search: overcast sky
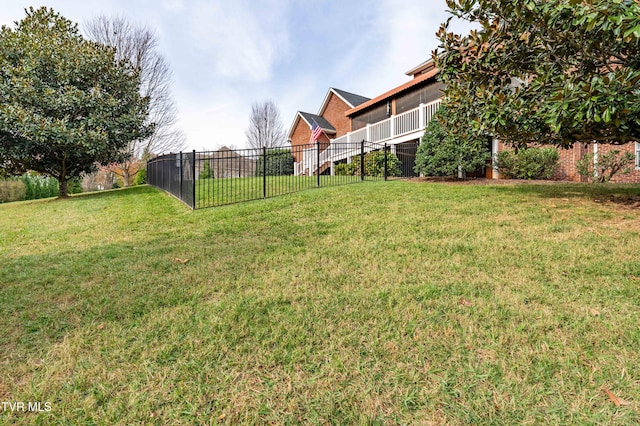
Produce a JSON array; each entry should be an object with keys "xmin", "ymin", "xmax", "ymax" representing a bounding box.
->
[{"xmin": 0, "ymin": 1, "xmax": 472, "ymax": 152}]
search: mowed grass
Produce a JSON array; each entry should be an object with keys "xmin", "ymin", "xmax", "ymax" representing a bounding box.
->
[
  {"xmin": 1, "ymin": 181, "xmax": 640, "ymax": 424},
  {"xmin": 195, "ymin": 174, "xmax": 373, "ymax": 208}
]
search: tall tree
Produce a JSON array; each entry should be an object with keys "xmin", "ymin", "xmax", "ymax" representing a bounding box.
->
[
  {"xmin": 84, "ymin": 15, "xmax": 185, "ymax": 161},
  {"xmin": 0, "ymin": 7, "xmax": 151, "ymax": 197},
  {"xmin": 245, "ymin": 100, "xmax": 286, "ymax": 150},
  {"xmin": 437, "ymin": 0, "xmax": 640, "ymax": 149}
]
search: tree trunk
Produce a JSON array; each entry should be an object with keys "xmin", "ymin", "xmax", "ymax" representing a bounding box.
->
[
  {"xmin": 122, "ymin": 169, "xmax": 131, "ymax": 187},
  {"xmin": 58, "ymin": 177, "xmax": 69, "ymax": 198}
]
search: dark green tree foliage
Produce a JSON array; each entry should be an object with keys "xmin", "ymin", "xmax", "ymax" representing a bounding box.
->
[
  {"xmin": 496, "ymin": 147, "xmax": 560, "ymax": 179},
  {"xmin": 0, "ymin": 7, "xmax": 152, "ymax": 197},
  {"xmin": 257, "ymin": 149, "xmax": 294, "ymax": 176},
  {"xmin": 437, "ymin": 0, "xmax": 640, "ymax": 149},
  {"xmin": 414, "ymin": 106, "xmax": 490, "ymax": 177}
]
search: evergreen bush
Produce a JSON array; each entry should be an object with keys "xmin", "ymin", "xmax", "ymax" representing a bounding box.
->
[
  {"xmin": 134, "ymin": 168, "xmax": 147, "ymax": 185},
  {"xmin": 334, "ymin": 151, "xmax": 401, "ymax": 177},
  {"xmin": 257, "ymin": 149, "xmax": 294, "ymax": 176},
  {"xmin": 496, "ymin": 148, "xmax": 559, "ymax": 179},
  {"xmin": 414, "ymin": 106, "xmax": 490, "ymax": 178}
]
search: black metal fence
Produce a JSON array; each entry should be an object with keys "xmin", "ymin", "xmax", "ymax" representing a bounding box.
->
[{"xmin": 147, "ymin": 141, "xmax": 417, "ymax": 209}]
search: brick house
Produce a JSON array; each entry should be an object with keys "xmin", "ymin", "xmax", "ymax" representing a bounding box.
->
[
  {"xmin": 288, "ymin": 59, "xmax": 640, "ymax": 181},
  {"xmin": 493, "ymin": 136, "xmax": 640, "ymax": 183},
  {"xmin": 287, "ymin": 88, "xmax": 370, "ymax": 159}
]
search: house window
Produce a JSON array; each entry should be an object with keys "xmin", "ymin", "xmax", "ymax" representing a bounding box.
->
[{"xmin": 636, "ymin": 142, "xmax": 640, "ymax": 169}]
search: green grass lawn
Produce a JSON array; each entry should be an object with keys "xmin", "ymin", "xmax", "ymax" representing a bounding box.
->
[
  {"xmin": 195, "ymin": 174, "xmax": 377, "ymax": 208},
  {"xmin": 1, "ymin": 181, "xmax": 639, "ymax": 424}
]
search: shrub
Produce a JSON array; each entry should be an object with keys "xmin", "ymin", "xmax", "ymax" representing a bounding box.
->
[
  {"xmin": 334, "ymin": 163, "xmax": 352, "ymax": 176},
  {"xmin": 256, "ymin": 149, "xmax": 294, "ymax": 176},
  {"xmin": 334, "ymin": 150, "xmax": 401, "ymax": 177},
  {"xmin": 23, "ymin": 175, "xmax": 35, "ymax": 199},
  {"xmin": 365, "ymin": 150, "xmax": 402, "ymax": 177},
  {"xmin": 45, "ymin": 178, "xmax": 59, "ymax": 197},
  {"xmin": 68, "ymin": 177, "xmax": 83, "ymax": 194},
  {"xmin": 576, "ymin": 149, "xmax": 634, "ymax": 183},
  {"xmin": 414, "ymin": 106, "xmax": 490, "ymax": 178},
  {"xmin": 20, "ymin": 173, "xmax": 60, "ymax": 199},
  {"xmin": 199, "ymin": 161, "xmax": 212, "ymax": 179},
  {"xmin": 0, "ymin": 179, "xmax": 26, "ymax": 203},
  {"xmin": 134, "ymin": 168, "xmax": 147, "ymax": 185},
  {"xmin": 496, "ymin": 147, "xmax": 559, "ymax": 179}
]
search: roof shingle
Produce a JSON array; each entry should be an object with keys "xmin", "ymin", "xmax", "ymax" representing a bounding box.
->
[
  {"xmin": 331, "ymin": 88, "xmax": 370, "ymax": 108},
  {"xmin": 298, "ymin": 112, "xmax": 336, "ymax": 133}
]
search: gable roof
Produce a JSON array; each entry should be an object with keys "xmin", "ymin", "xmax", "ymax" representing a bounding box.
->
[
  {"xmin": 330, "ymin": 88, "xmax": 370, "ymax": 108},
  {"xmin": 317, "ymin": 87, "xmax": 370, "ymax": 116},
  {"xmin": 345, "ymin": 68, "xmax": 440, "ymax": 117},
  {"xmin": 286, "ymin": 111, "xmax": 336, "ymax": 141},
  {"xmin": 299, "ymin": 112, "xmax": 335, "ymax": 132}
]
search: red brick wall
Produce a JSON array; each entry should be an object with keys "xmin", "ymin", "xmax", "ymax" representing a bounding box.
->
[
  {"xmin": 289, "ymin": 120, "xmax": 333, "ymax": 163},
  {"xmin": 290, "ymin": 119, "xmax": 311, "ymax": 163},
  {"xmin": 598, "ymin": 142, "xmax": 640, "ymax": 183},
  {"xmin": 321, "ymin": 93, "xmax": 351, "ymax": 138},
  {"xmin": 552, "ymin": 144, "xmax": 587, "ymax": 182},
  {"xmin": 496, "ymin": 141, "xmax": 640, "ymax": 182}
]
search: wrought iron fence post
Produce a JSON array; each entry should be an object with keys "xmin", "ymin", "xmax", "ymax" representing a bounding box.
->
[
  {"xmin": 263, "ymin": 146, "xmax": 267, "ymax": 198},
  {"xmin": 317, "ymin": 141, "xmax": 321, "ymax": 187},
  {"xmin": 179, "ymin": 151, "xmax": 183, "ymax": 200},
  {"xmin": 384, "ymin": 143, "xmax": 388, "ymax": 181},
  {"xmin": 192, "ymin": 150, "xmax": 196, "ymax": 210},
  {"xmin": 360, "ymin": 140, "xmax": 365, "ymax": 181}
]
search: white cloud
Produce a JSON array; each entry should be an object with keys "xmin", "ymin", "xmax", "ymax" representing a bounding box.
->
[
  {"xmin": 177, "ymin": 104, "xmax": 249, "ymax": 151},
  {"xmin": 360, "ymin": 0, "xmax": 444, "ymax": 92},
  {"xmin": 161, "ymin": 0, "xmax": 184, "ymax": 12},
  {"xmin": 339, "ymin": 0, "xmax": 475, "ymax": 98},
  {"xmin": 189, "ymin": 0, "xmax": 291, "ymax": 82}
]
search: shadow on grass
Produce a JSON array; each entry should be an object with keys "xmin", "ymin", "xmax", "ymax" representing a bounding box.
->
[
  {"xmin": 486, "ymin": 182, "xmax": 640, "ymax": 205},
  {"xmin": 64, "ymin": 185, "xmax": 162, "ymax": 202}
]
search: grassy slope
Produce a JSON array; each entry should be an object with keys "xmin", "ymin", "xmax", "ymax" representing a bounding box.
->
[{"xmin": 1, "ymin": 182, "xmax": 639, "ymax": 424}]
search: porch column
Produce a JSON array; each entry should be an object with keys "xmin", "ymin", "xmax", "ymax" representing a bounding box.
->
[
  {"xmin": 418, "ymin": 103, "xmax": 426, "ymax": 129},
  {"xmin": 390, "ymin": 114, "xmax": 396, "ymax": 139}
]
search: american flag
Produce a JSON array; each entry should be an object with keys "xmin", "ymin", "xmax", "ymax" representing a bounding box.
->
[{"xmin": 310, "ymin": 119, "xmax": 323, "ymax": 144}]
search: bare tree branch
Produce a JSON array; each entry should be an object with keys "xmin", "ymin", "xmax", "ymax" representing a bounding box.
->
[
  {"xmin": 84, "ymin": 14, "xmax": 185, "ymax": 160},
  {"xmin": 245, "ymin": 100, "xmax": 286, "ymax": 150}
]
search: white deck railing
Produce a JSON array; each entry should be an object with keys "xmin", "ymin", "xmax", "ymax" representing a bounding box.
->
[{"xmin": 297, "ymin": 99, "xmax": 441, "ymax": 175}]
